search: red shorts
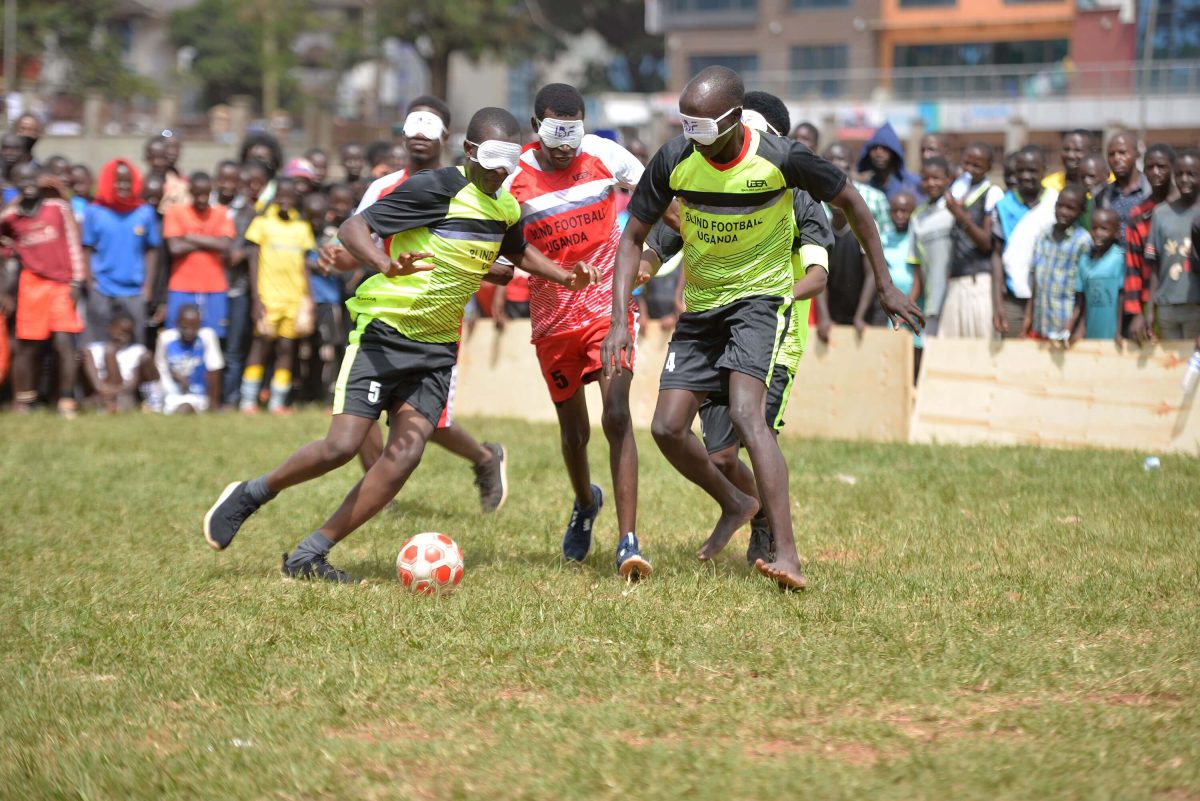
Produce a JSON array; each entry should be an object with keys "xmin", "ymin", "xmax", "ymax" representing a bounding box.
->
[
  {"xmin": 16, "ymin": 271, "xmax": 83, "ymax": 341},
  {"xmin": 534, "ymin": 312, "xmax": 637, "ymax": 404}
]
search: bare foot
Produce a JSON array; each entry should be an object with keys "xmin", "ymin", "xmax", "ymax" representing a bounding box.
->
[
  {"xmin": 697, "ymin": 493, "xmax": 760, "ymax": 561},
  {"xmin": 755, "ymin": 558, "xmax": 807, "ymax": 591}
]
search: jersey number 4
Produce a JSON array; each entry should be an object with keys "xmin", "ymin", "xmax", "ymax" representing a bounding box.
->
[{"xmin": 665, "ymin": 352, "xmax": 676, "ymax": 372}]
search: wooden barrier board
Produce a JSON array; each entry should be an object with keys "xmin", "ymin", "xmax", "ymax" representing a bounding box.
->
[
  {"xmin": 453, "ymin": 321, "xmax": 914, "ymax": 443},
  {"xmin": 910, "ymin": 338, "xmax": 1200, "ymax": 454}
]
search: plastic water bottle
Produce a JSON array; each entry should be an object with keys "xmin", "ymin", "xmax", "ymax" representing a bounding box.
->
[
  {"xmin": 1144, "ymin": 456, "xmax": 1162, "ymax": 471},
  {"xmin": 1183, "ymin": 352, "xmax": 1200, "ymax": 395}
]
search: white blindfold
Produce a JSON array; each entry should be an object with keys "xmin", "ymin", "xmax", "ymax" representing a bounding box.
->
[
  {"xmin": 466, "ymin": 139, "xmax": 522, "ymax": 174},
  {"xmin": 537, "ymin": 117, "xmax": 585, "ymax": 150},
  {"xmin": 403, "ymin": 110, "xmax": 446, "ymax": 140},
  {"xmin": 679, "ymin": 106, "xmax": 739, "ymax": 146}
]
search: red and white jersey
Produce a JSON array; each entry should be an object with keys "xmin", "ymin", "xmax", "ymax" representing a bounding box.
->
[
  {"xmin": 505, "ymin": 134, "xmax": 644, "ymax": 341},
  {"xmin": 356, "ymin": 168, "xmax": 410, "ymax": 253}
]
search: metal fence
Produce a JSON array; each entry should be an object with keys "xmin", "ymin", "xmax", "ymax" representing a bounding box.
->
[{"xmin": 743, "ymin": 60, "xmax": 1200, "ymax": 103}]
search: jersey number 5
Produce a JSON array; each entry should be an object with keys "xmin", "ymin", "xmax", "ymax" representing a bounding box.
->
[
  {"xmin": 550, "ymin": 370, "xmax": 569, "ymax": 390},
  {"xmin": 367, "ymin": 381, "xmax": 381, "ymax": 404}
]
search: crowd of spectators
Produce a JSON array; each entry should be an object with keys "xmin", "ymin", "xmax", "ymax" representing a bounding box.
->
[{"xmin": 1, "ymin": 108, "xmax": 1197, "ymax": 417}]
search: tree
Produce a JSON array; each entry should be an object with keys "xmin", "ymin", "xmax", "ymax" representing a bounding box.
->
[
  {"xmin": 379, "ymin": 0, "xmax": 543, "ymax": 101},
  {"xmin": 2, "ymin": 1, "xmax": 156, "ymax": 100},
  {"xmin": 538, "ymin": 0, "xmax": 665, "ymax": 93},
  {"xmin": 170, "ymin": 0, "xmax": 312, "ymax": 114}
]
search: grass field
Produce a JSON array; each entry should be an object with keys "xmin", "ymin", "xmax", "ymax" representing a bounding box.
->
[{"xmin": 2, "ymin": 411, "xmax": 1198, "ymax": 800}]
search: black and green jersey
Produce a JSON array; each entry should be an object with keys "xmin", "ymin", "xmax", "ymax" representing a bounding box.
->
[
  {"xmin": 630, "ymin": 126, "xmax": 845, "ymax": 312},
  {"xmin": 646, "ymin": 187, "xmax": 833, "ymax": 372},
  {"xmin": 354, "ymin": 166, "xmax": 525, "ymax": 343}
]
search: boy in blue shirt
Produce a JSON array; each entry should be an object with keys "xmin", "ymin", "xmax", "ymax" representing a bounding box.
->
[
  {"xmin": 154, "ymin": 304, "xmax": 223, "ymax": 414},
  {"xmin": 83, "ymin": 158, "xmax": 161, "ymax": 344},
  {"xmin": 1068, "ymin": 208, "xmax": 1124, "ymax": 344}
]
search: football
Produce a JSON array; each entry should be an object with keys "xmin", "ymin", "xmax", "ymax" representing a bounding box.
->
[{"xmin": 396, "ymin": 532, "xmax": 464, "ymax": 595}]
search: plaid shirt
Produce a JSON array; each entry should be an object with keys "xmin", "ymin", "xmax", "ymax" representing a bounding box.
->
[
  {"xmin": 1122, "ymin": 196, "xmax": 1160, "ymax": 315},
  {"xmin": 854, "ymin": 180, "xmax": 894, "ymax": 237},
  {"xmin": 1031, "ymin": 224, "xmax": 1092, "ymax": 336}
]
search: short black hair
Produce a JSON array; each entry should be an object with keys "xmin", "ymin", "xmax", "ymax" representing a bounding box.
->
[
  {"xmin": 1017, "ymin": 144, "xmax": 1045, "ymax": 163},
  {"xmin": 176, "ymin": 303, "xmax": 201, "ymax": 319},
  {"xmin": 188, "ymin": 171, "xmax": 211, "ymax": 184},
  {"xmin": 407, "ymin": 95, "xmax": 452, "ymax": 127},
  {"xmin": 466, "ymin": 107, "xmax": 521, "ymax": 142},
  {"xmin": 145, "ymin": 135, "xmax": 167, "ymax": 153},
  {"xmin": 302, "ymin": 191, "xmax": 328, "ymax": 212},
  {"xmin": 365, "ymin": 140, "xmax": 392, "ymax": 167},
  {"xmin": 1065, "ymin": 129, "xmax": 1093, "ymax": 142},
  {"xmin": 303, "ymin": 147, "xmax": 328, "ymax": 161},
  {"xmin": 1145, "ymin": 143, "xmax": 1177, "ymax": 164},
  {"xmin": 534, "ymin": 83, "xmax": 585, "ymax": 120},
  {"xmin": 216, "ymin": 159, "xmax": 239, "ymax": 173},
  {"xmin": 239, "ymin": 132, "xmax": 283, "ymax": 173},
  {"xmin": 1060, "ymin": 182, "xmax": 1087, "ymax": 201},
  {"xmin": 340, "ymin": 142, "xmax": 363, "ymax": 156},
  {"xmin": 275, "ymin": 176, "xmax": 297, "ymax": 194},
  {"xmin": 921, "ymin": 156, "xmax": 950, "ymax": 174},
  {"xmin": 244, "ymin": 159, "xmax": 271, "ymax": 178},
  {"xmin": 965, "ymin": 141, "xmax": 995, "ymax": 164},
  {"xmin": 743, "ymin": 91, "xmax": 790, "ymax": 137},
  {"xmin": 1177, "ymin": 146, "xmax": 1200, "ymax": 161},
  {"xmin": 793, "ymin": 121, "xmax": 819, "ymax": 142}
]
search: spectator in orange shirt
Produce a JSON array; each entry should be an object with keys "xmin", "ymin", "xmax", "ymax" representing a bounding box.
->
[{"xmin": 163, "ymin": 172, "xmax": 236, "ymax": 336}]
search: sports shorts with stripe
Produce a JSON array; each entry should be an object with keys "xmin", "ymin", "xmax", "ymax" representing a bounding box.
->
[
  {"xmin": 659, "ymin": 294, "xmax": 792, "ymax": 394},
  {"xmin": 333, "ymin": 318, "xmax": 458, "ymax": 427}
]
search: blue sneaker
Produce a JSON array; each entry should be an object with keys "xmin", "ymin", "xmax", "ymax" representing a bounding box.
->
[
  {"xmin": 616, "ymin": 532, "xmax": 652, "ymax": 581},
  {"xmin": 562, "ymin": 484, "xmax": 603, "ymax": 562}
]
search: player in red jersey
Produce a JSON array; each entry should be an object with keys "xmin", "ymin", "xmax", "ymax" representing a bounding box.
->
[
  {"xmin": 505, "ymin": 83, "xmax": 651, "ymax": 579},
  {"xmin": 335, "ymin": 96, "xmax": 509, "ymax": 513}
]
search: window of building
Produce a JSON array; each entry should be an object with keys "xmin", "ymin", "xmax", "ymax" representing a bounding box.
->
[
  {"xmin": 688, "ymin": 54, "xmax": 760, "ymax": 78},
  {"xmin": 667, "ymin": 0, "xmax": 756, "ymax": 11},
  {"xmin": 791, "ymin": 0, "xmax": 849, "ymax": 9},
  {"xmin": 789, "ymin": 45, "xmax": 848, "ymax": 97},
  {"xmin": 892, "ymin": 39, "xmax": 1070, "ymax": 97}
]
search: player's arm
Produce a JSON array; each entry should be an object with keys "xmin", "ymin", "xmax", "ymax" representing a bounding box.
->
[
  {"xmin": 482, "ymin": 259, "xmax": 513, "ymax": 286},
  {"xmin": 830, "ymin": 183, "xmax": 922, "ymax": 332},
  {"xmin": 0, "ymin": 254, "xmax": 17, "ymax": 316},
  {"xmin": 185, "ymin": 233, "xmax": 233, "ymax": 254},
  {"xmin": 506, "ymin": 246, "xmax": 597, "ymax": 289},
  {"xmin": 79, "ymin": 347, "xmax": 113, "ymax": 397},
  {"xmin": 245, "ymin": 243, "xmax": 262, "ymax": 321},
  {"xmin": 784, "ymin": 142, "xmax": 923, "ymax": 332}
]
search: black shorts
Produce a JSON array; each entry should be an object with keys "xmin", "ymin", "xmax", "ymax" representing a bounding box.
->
[
  {"xmin": 698, "ymin": 359, "xmax": 795, "ymax": 453},
  {"xmin": 332, "ymin": 319, "xmax": 458, "ymax": 426},
  {"xmin": 659, "ymin": 295, "xmax": 792, "ymax": 394}
]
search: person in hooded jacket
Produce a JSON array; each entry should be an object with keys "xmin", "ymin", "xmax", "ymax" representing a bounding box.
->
[{"xmin": 857, "ymin": 122, "xmax": 925, "ymax": 203}]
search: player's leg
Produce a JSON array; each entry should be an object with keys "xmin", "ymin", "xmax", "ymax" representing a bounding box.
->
[
  {"xmin": 430, "ymin": 424, "xmax": 507, "ymax": 513},
  {"xmin": 429, "ymin": 364, "xmax": 507, "ymax": 512},
  {"xmin": 728, "ymin": 370, "xmax": 803, "ymax": 589},
  {"xmin": 204, "ymin": 332, "xmax": 387, "ymax": 550},
  {"xmin": 652, "ymin": 388, "xmax": 759, "ymax": 556},
  {"xmin": 11, "ymin": 338, "xmax": 40, "ymax": 411},
  {"xmin": 239, "ymin": 334, "xmax": 269, "ymax": 412},
  {"xmin": 597, "ymin": 365, "xmax": 649, "ymax": 579},
  {"xmin": 281, "ymin": 403, "xmax": 435, "ymax": 582},
  {"xmin": 268, "ymin": 336, "xmax": 296, "ymax": 414}
]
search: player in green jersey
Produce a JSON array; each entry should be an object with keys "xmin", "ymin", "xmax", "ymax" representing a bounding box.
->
[
  {"xmin": 203, "ymin": 108, "xmax": 599, "ymax": 582},
  {"xmin": 603, "ymin": 67, "xmax": 923, "ymax": 591}
]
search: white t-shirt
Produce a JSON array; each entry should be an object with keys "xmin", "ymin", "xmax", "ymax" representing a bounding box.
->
[
  {"xmin": 86, "ymin": 342, "xmax": 148, "ymax": 383},
  {"xmin": 155, "ymin": 327, "xmax": 224, "ymax": 396}
]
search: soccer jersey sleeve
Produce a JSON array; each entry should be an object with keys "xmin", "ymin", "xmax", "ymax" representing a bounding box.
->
[
  {"xmin": 644, "ymin": 219, "xmax": 683, "ymax": 262},
  {"xmin": 243, "ymin": 216, "xmax": 265, "ymax": 247},
  {"xmin": 145, "ymin": 209, "xmax": 162, "ymax": 248},
  {"xmin": 589, "ymin": 136, "xmax": 645, "ymax": 187},
  {"xmin": 780, "ymin": 142, "xmax": 847, "ymax": 202},
  {"xmin": 628, "ymin": 137, "xmax": 689, "ymax": 226},
  {"xmin": 794, "ymin": 192, "xmax": 834, "ymax": 251},
  {"xmin": 199, "ymin": 327, "xmax": 225, "ymax": 371},
  {"xmin": 359, "ymin": 169, "xmax": 455, "ymax": 239},
  {"xmin": 498, "ymin": 222, "xmax": 527, "ymax": 259}
]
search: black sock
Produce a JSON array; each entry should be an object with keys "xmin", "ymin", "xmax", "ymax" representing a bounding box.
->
[
  {"xmin": 752, "ymin": 509, "xmax": 768, "ymax": 523},
  {"xmin": 287, "ymin": 532, "xmax": 333, "ymax": 567},
  {"xmin": 245, "ymin": 475, "xmax": 277, "ymax": 505}
]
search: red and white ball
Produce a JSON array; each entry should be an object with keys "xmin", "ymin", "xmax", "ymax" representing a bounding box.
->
[{"xmin": 396, "ymin": 532, "xmax": 464, "ymax": 595}]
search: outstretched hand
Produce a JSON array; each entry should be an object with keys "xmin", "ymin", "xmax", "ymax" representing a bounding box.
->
[
  {"xmin": 600, "ymin": 322, "xmax": 634, "ymax": 378},
  {"xmin": 383, "ymin": 252, "xmax": 437, "ymax": 278},
  {"xmin": 880, "ymin": 284, "xmax": 925, "ymax": 335},
  {"xmin": 565, "ymin": 261, "xmax": 601, "ymax": 290}
]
